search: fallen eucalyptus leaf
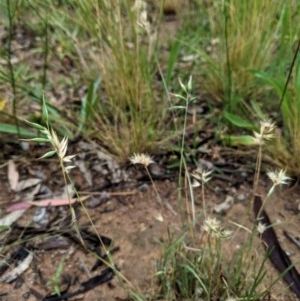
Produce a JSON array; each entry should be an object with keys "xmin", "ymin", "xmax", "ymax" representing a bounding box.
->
[
  {"xmin": 8, "ymin": 160, "xmax": 19, "ymax": 191},
  {"xmin": 15, "ymin": 178, "xmax": 42, "ymax": 192}
]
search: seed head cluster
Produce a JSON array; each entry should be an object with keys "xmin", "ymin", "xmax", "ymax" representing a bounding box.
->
[
  {"xmin": 203, "ymin": 217, "xmax": 232, "ymax": 239},
  {"xmin": 252, "ymin": 119, "xmax": 275, "ymax": 145},
  {"xmin": 191, "ymin": 167, "xmax": 213, "ymax": 187},
  {"xmin": 42, "ymin": 128, "xmax": 76, "ymax": 173},
  {"xmin": 130, "ymin": 153, "xmax": 154, "ymax": 167},
  {"xmin": 267, "ymin": 169, "xmax": 291, "ymax": 186},
  {"xmin": 256, "ymin": 222, "xmax": 267, "ymax": 235},
  {"xmin": 266, "ymin": 169, "xmax": 291, "ymax": 196}
]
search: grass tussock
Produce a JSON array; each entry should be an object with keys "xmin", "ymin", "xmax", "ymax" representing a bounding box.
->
[
  {"xmin": 89, "ymin": 0, "xmax": 169, "ymax": 160},
  {"xmin": 156, "ymin": 225, "xmax": 269, "ymax": 301},
  {"xmin": 187, "ymin": 0, "xmax": 299, "ymax": 112}
]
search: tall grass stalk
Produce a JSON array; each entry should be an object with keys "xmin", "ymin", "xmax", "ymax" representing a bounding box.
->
[
  {"xmin": 27, "ymin": 99, "xmax": 145, "ymax": 299},
  {"xmin": 5, "ymin": 0, "xmax": 19, "ymax": 134},
  {"xmin": 41, "ymin": 17, "xmax": 49, "ymax": 94},
  {"xmin": 169, "ymin": 77, "xmax": 196, "ymax": 225}
]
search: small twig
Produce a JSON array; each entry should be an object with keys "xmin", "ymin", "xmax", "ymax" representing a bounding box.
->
[
  {"xmin": 283, "ymin": 230, "xmax": 300, "ymax": 249},
  {"xmin": 79, "ymin": 190, "xmax": 136, "ymax": 196}
]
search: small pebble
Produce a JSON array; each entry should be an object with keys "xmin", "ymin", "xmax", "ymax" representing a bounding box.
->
[
  {"xmin": 237, "ymin": 194, "xmax": 246, "ymax": 202},
  {"xmin": 33, "ymin": 207, "xmax": 49, "ymax": 227},
  {"xmin": 22, "ymin": 291, "xmax": 30, "ymax": 299},
  {"xmin": 139, "ymin": 183, "xmax": 149, "ymax": 192}
]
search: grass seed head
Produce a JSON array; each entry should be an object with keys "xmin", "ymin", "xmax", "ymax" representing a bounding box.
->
[
  {"xmin": 42, "ymin": 128, "xmax": 76, "ymax": 170},
  {"xmin": 252, "ymin": 119, "xmax": 276, "ymax": 145},
  {"xmin": 267, "ymin": 169, "xmax": 291, "ymax": 196},
  {"xmin": 130, "ymin": 153, "xmax": 154, "ymax": 167},
  {"xmin": 203, "ymin": 217, "xmax": 232, "ymax": 238},
  {"xmin": 256, "ymin": 222, "xmax": 267, "ymax": 234},
  {"xmin": 192, "ymin": 168, "xmax": 213, "ymax": 185},
  {"xmin": 267, "ymin": 169, "xmax": 291, "ymax": 186},
  {"xmin": 260, "ymin": 119, "xmax": 276, "ymax": 134},
  {"xmin": 131, "ymin": 0, "xmax": 150, "ymax": 34},
  {"xmin": 203, "ymin": 217, "xmax": 220, "ymax": 234}
]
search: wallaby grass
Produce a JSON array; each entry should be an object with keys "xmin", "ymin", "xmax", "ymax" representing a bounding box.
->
[
  {"xmin": 156, "ymin": 230, "xmax": 271, "ymax": 301},
  {"xmin": 0, "ymin": 0, "xmax": 299, "ymax": 300},
  {"xmin": 151, "ymin": 82, "xmax": 288, "ymax": 301}
]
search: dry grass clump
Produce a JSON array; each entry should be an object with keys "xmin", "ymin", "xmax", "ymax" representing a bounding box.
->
[{"xmin": 70, "ymin": 0, "xmax": 170, "ymax": 161}]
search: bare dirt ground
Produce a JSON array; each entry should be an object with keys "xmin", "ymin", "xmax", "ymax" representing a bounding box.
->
[{"xmin": 1, "ymin": 141, "xmax": 300, "ymax": 301}]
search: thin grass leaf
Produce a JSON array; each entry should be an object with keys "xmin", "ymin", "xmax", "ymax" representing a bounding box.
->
[
  {"xmin": 24, "ymin": 120, "xmax": 46, "ymax": 131},
  {"xmin": 222, "ymin": 135, "xmax": 256, "ymax": 146},
  {"xmin": 169, "ymin": 105, "xmax": 187, "ymax": 110},
  {"xmin": 40, "ymin": 150, "xmax": 56, "ymax": 159},
  {"xmin": 253, "ymin": 70, "xmax": 284, "ymax": 97},
  {"xmin": 0, "ymin": 122, "xmax": 36, "ymax": 137},
  {"xmin": 166, "ymin": 36, "xmax": 182, "ymax": 87},
  {"xmin": 223, "ymin": 111, "xmax": 256, "ymax": 130},
  {"xmin": 250, "ymin": 100, "xmax": 266, "ymax": 120},
  {"xmin": 54, "ymin": 259, "xmax": 64, "ymax": 280},
  {"xmin": 42, "ymin": 95, "xmax": 49, "ymax": 124},
  {"xmin": 184, "ymin": 264, "xmax": 208, "ymax": 295},
  {"xmin": 78, "ymin": 78, "xmax": 101, "ymax": 133},
  {"xmin": 54, "ymin": 285, "xmax": 61, "ymax": 297},
  {"xmin": 26, "ymin": 137, "xmax": 49, "ymax": 143}
]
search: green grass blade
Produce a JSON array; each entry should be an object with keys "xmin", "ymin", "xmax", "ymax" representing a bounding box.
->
[
  {"xmin": 222, "ymin": 135, "xmax": 256, "ymax": 146},
  {"xmin": 0, "ymin": 122, "xmax": 36, "ymax": 137},
  {"xmin": 78, "ymin": 78, "xmax": 101, "ymax": 133},
  {"xmin": 166, "ymin": 36, "xmax": 182, "ymax": 87},
  {"xmin": 253, "ymin": 70, "xmax": 283, "ymax": 97},
  {"xmin": 250, "ymin": 100, "xmax": 266, "ymax": 120},
  {"xmin": 223, "ymin": 111, "xmax": 256, "ymax": 130}
]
